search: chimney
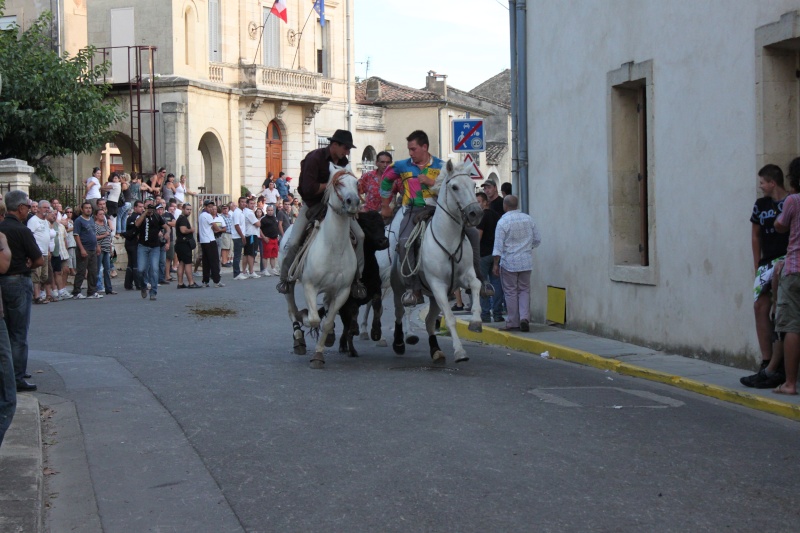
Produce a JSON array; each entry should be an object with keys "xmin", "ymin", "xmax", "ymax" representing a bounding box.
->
[
  {"xmin": 366, "ymin": 78, "xmax": 381, "ymax": 101},
  {"xmin": 425, "ymin": 70, "xmax": 447, "ymax": 98}
]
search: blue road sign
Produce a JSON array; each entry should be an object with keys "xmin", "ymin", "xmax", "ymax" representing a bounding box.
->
[{"xmin": 452, "ymin": 119, "xmax": 485, "ymax": 152}]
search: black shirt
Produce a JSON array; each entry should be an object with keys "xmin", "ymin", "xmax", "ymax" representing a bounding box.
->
[
  {"xmin": 176, "ymin": 215, "xmax": 192, "ymax": 243},
  {"xmin": 489, "ymin": 196, "xmax": 504, "ymax": 217},
  {"xmin": 125, "ymin": 213, "xmax": 140, "ymax": 246},
  {"xmin": 137, "ymin": 213, "xmax": 166, "ymax": 248},
  {"xmin": 260, "ymin": 215, "xmax": 280, "ymax": 240},
  {"xmin": 298, "ymin": 146, "xmax": 349, "ymax": 208},
  {"xmin": 476, "ymin": 208, "xmax": 500, "ymax": 257},
  {"xmin": 751, "ymin": 196, "xmax": 790, "ymax": 265},
  {"xmin": 0, "ymin": 214, "xmax": 43, "ymax": 276}
]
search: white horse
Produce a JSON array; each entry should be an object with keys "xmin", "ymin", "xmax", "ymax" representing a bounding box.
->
[
  {"xmin": 278, "ymin": 165, "xmax": 361, "ymax": 369},
  {"xmin": 394, "ymin": 160, "xmax": 484, "ymax": 364},
  {"xmin": 358, "ymin": 209, "xmax": 418, "ymax": 350}
]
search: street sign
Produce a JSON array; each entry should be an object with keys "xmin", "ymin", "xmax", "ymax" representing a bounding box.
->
[
  {"xmin": 463, "ymin": 153, "xmax": 483, "ymax": 180},
  {"xmin": 452, "ymin": 119, "xmax": 485, "ymax": 152}
]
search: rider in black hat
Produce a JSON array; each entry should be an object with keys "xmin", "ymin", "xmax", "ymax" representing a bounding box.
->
[{"xmin": 277, "ymin": 129, "xmax": 366, "ymax": 299}]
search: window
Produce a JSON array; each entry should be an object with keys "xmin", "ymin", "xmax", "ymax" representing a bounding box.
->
[
  {"xmin": 317, "ymin": 135, "xmax": 330, "ymax": 149},
  {"xmin": 608, "ymin": 60, "xmax": 656, "ymax": 285},
  {"xmin": 184, "ymin": 8, "xmax": 196, "ymax": 67},
  {"xmin": 0, "ymin": 15, "xmax": 17, "ymax": 30},
  {"xmin": 263, "ymin": 7, "xmax": 280, "ymax": 67},
  {"xmin": 315, "ymin": 18, "xmax": 330, "ymax": 76},
  {"xmin": 208, "ymin": 0, "xmax": 221, "ymax": 62}
]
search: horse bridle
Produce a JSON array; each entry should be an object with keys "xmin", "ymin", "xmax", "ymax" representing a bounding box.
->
[
  {"xmin": 435, "ymin": 169, "xmax": 479, "ymax": 226},
  {"xmin": 329, "ymin": 170, "xmax": 359, "ymax": 217}
]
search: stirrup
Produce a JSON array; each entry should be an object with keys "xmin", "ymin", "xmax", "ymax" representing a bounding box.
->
[
  {"xmin": 276, "ymin": 279, "xmax": 292, "ymax": 294},
  {"xmin": 401, "ymin": 290, "xmax": 424, "ymax": 307},
  {"xmin": 480, "ymin": 282, "xmax": 495, "ymax": 298},
  {"xmin": 350, "ymin": 280, "xmax": 367, "ymax": 300}
]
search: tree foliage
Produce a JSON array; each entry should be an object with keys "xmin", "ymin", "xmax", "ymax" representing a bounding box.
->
[{"xmin": 0, "ymin": 1, "xmax": 125, "ymax": 181}]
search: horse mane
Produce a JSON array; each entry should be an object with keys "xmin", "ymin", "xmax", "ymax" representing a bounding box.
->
[{"xmin": 323, "ymin": 168, "xmax": 351, "ymax": 206}]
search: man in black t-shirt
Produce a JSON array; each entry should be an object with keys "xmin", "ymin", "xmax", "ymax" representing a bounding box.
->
[
  {"xmin": 749, "ymin": 164, "xmax": 789, "ymax": 382},
  {"xmin": 476, "ymin": 192, "xmax": 503, "ymax": 322},
  {"xmin": 134, "ymin": 200, "xmax": 169, "ymax": 300},
  {"xmin": 481, "ymin": 180, "xmax": 504, "ymax": 217},
  {"xmin": 124, "ymin": 201, "xmax": 145, "ymax": 291}
]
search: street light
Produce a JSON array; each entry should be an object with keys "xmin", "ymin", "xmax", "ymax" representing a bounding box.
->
[{"xmin": 384, "ymin": 142, "xmax": 394, "ymax": 157}]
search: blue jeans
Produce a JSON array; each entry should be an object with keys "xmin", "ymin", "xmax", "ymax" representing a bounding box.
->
[
  {"xmin": 479, "ymin": 255, "xmax": 503, "ymax": 319},
  {"xmin": 0, "ymin": 317, "xmax": 16, "ymax": 448},
  {"xmin": 137, "ymin": 245, "xmax": 160, "ymax": 296},
  {"xmin": 117, "ymin": 202, "xmax": 131, "ymax": 233},
  {"xmin": 0, "ymin": 275, "xmax": 33, "ymax": 382},
  {"xmin": 159, "ymin": 246, "xmax": 167, "ymax": 283},
  {"xmin": 232, "ymin": 238, "xmax": 243, "ymax": 277},
  {"xmin": 96, "ymin": 251, "xmax": 112, "ymax": 293}
]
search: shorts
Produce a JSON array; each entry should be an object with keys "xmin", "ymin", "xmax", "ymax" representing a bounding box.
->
[
  {"xmin": 262, "ymin": 238, "xmax": 279, "ymax": 259},
  {"xmin": 217, "ymin": 233, "xmax": 232, "ymax": 251},
  {"xmin": 68, "ymin": 248, "xmax": 76, "ymax": 269},
  {"xmin": 51, "ymin": 254, "xmax": 62, "ymax": 273},
  {"xmin": 174, "ymin": 242, "xmax": 193, "ymax": 264},
  {"xmin": 106, "ymin": 200, "xmax": 119, "ymax": 217},
  {"xmin": 775, "ymin": 273, "xmax": 800, "ymax": 334},
  {"xmin": 32, "ymin": 256, "xmax": 50, "ymax": 285},
  {"xmin": 166, "ymin": 244, "xmax": 175, "ymax": 260},
  {"xmin": 244, "ymin": 235, "xmax": 258, "ymax": 257}
]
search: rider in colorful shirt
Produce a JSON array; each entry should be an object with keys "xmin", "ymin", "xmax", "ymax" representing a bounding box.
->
[{"xmin": 379, "ymin": 130, "xmax": 491, "ymax": 307}]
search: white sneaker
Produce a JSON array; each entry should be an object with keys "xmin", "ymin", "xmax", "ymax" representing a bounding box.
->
[
  {"xmin": 87, "ymin": 293, "xmax": 104, "ymax": 299},
  {"xmin": 270, "ymin": 268, "xmax": 280, "ymax": 276},
  {"xmin": 215, "ymin": 282, "xmax": 226, "ymax": 288},
  {"xmin": 72, "ymin": 293, "xmax": 86, "ymax": 300},
  {"xmin": 249, "ymin": 272, "xmax": 261, "ymax": 279},
  {"xmin": 261, "ymin": 269, "xmax": 272, "ymax": 276},
  {"xmin": 234, "ymin": 273, "xmax": 249, "ymax": 281}
]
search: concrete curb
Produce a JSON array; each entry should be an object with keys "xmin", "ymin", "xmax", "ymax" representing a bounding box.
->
[
  {"xmin": 0, "ymin": 393, "xmax": 43, "ymax": 533},
  {"xmin": 456, "ymin": 320, "xmax": 800, "ymax": 422}
]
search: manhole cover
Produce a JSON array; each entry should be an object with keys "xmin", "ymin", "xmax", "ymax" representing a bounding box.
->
[{"xmin": 528, "ymin": 387, "xmax": 684, "ymax": 408}]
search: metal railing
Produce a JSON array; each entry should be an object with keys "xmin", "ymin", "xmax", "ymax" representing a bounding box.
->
[{"xmin": 29, "ymin": 184, "xmax": 88, "ymax": 209}]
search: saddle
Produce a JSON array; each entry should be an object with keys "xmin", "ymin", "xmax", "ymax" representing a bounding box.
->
[{"xmin": 412, "ymin": 205, "xmax": 436, "ymax": 225}]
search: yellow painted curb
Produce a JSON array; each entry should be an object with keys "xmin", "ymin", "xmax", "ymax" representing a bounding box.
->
[{"xmin": 456, "ymin": 320, "xmax": 800, "ymax": 422}]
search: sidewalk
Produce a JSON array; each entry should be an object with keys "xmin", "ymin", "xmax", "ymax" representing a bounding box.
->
[
  {"xmin": 0, "ymin": 393, "xmax": 42, "ymax": 533},
  {"xmin": 455, "ymin": 317, "xmax": 800, "ymax": 421}
]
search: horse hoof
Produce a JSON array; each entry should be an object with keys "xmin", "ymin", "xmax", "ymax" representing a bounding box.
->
[
  {"xmin": 455, "ymin": 350, "xmax": 469, "ymax": 363},
  {"xmin": 431, "ymin": 350, "xmax": 446, "ymax": 365},
  {"xmin": 371, "ymin": 326, "xmax": 382, "ymax": 342},
  {"xmin": 377, "ymin": 339, "xmax": 388, "ymax": 348},
  {"xmin": 359, "ymin": 331, "xmax": 369, "ymax": 340},
  {"xmin": 393, "ymin": 342, "xmax": 406, "ymax": 355},
  {"xmin": 348, "ymin": 351, "xmax": 359, "ymax": 358},
  {"xmin": 310, "ymin": 353, "xmax": 325, "ymax": 369},
  {"xmin": 294, "ymin": 345, "xmax": 307, "ymax": 356},
  {"xmin": 468, "ymin": 321, "xmax": 483, "ymax": 333},
  {"xmin": 293, "ymin": 330, "xmax": 306, "ymax": 355},
  {"xmin": 406, "ymin": 334, "xmax": 419, "ymax": 345},
  {"xmin": 325, "ymin": 332, "xmax": 336, "ymax": 347}
]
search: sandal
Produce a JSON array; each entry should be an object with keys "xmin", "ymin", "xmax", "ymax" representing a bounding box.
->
[
  {"xmin": 34, "ymin": 298, "xmax": 48, "ymax": 305},
  {"xmin": 772, "ymin": 383, "xmax": 798, "ymax": 395}
]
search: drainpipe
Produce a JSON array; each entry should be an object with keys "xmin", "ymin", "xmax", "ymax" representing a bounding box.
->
[
  {"xmin": 515, "ymin": 0, "xmax": 529, "ymax": 214},
  {"xmin": 509, "ymin": 1, "xmax": 518, "ymax": 199},
  {"xmin": 346, "ymin": 0, "xmax": 352, "ymax": 131}
]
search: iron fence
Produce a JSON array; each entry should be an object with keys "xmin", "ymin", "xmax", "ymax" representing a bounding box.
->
[{"xmin": 28, "ymin": 184, "xmax": 87, "ymax": 210}]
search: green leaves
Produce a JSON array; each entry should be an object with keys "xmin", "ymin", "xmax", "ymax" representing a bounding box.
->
[{"xmin": 0, "ymin": 2, "xmax": 125, "ymax": 181}]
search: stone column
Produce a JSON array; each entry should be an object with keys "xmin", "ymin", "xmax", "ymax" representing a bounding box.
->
[
  {"xmin": 161, "ymin": 102, "xmax": 187, "ymax": 180},
  {"xmin": 0, "ymin": 159, "xmax": 33, "ymax": 195}
]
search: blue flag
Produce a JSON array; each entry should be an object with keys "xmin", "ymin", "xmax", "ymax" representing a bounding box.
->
[{"xmin": 313, "ymin": 0, "xmax": 325, "ymax": 27}]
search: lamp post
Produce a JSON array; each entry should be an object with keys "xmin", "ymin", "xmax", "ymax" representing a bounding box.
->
[{"xmin": 384, "ymin": 142, "xmax": 394, "ymax": 158}]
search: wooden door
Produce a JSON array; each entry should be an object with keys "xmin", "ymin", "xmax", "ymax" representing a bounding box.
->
[{"xmin": 266, "ymin": 121, "xmax": 283, "ymax": 180}]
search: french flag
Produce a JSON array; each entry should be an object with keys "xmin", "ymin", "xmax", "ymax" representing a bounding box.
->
[{"xmin": 271, "ymin": 0, "xmax": 287, "ymax": 23}]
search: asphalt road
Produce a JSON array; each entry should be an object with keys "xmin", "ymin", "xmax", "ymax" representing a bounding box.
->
[{"xmin": 28, "ymin": 273, "xmax": 800, "ymax": 532}]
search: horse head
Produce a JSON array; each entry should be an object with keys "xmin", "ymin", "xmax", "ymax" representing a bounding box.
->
[
  {"xmin": 434, "ymin": 160, "xmax": 483, "ymax": 227},
  {"xmin": 325, "ymin": 163, "xmax": 361, "ymax": 216}
]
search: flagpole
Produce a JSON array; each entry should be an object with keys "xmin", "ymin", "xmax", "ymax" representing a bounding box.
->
[
  {"xmin": 291, "ymin": 4, "xmax": 319, "ymax": 70},
  {"xmin": 252, "ymin": 4, "xmax": 275, "ymax": 65}
]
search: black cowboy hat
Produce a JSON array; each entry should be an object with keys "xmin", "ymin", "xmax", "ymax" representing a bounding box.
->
[{"xmin": 327, "ymin": 129, "xmax": 356, "ymax": 149}]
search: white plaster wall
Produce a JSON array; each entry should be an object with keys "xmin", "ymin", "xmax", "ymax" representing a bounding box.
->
[{"xmin": 528, "ymin": 0, "xmax": 800, "ymax": 364}]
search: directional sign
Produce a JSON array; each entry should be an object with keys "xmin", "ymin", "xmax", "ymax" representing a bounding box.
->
[
  {"xmin": 452, "ymin": 119, "xmax": 485, "ymax": 152},
  {"xmin": 463, "ymin": 153, "xmax": 483, "ymax": 180}
]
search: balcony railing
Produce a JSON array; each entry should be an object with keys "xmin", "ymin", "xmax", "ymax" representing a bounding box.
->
[{"xmin": 209, "ymin": 63, "xmax": 224, "ymax": 82}]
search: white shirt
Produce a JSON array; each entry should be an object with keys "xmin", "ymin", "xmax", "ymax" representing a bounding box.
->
[
  {"xmin": 27, "ymin": 215, "xmax": 51, "ymax": 255},
  {"xmin": 492, "ymin": 210, "xmax": 542, "ymax": 272},
  {"xmin": 107, "ymin": 182, "xmax": 122, "ymax": 202},
  {"xmin": 231, "ymin": 208, "xmax": 244, "ymax": 239},
  {"xmin": 85, "ymin": 177, "xmax": 101, "ymax": 199},
  {"xmin": 262, "ymin": 188, "xmax": 281, "ymax": 204},
  {"xmin": 213, "ymin": 215, "xmax": 226, "ymax": 236},
  {"xmin": 243, "ymin": 208, "xmax": 260, "ymax": 236},
  {"xmin": 175, "ymin": 183, "xmax": 186, "ymax": 203},
  {"xmin": 198, "ymin": 210, "xmax": 216, "ymax": 244}
]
